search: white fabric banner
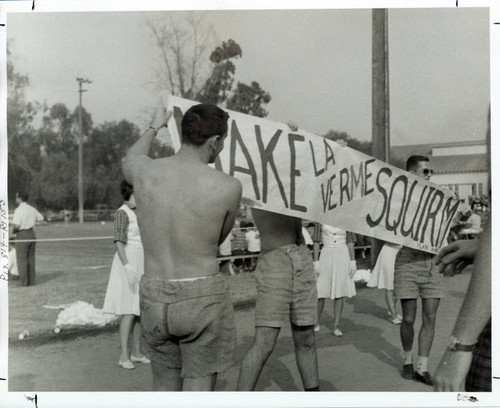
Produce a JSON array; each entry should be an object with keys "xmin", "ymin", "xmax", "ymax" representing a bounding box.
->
[{"xmin": 163, "ymin": 95, "xmax": 459, "ymax": 254}]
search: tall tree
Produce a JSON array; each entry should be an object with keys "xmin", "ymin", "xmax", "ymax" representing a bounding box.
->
[
  {"xmin": 148, "ymin": 12, "xmax": 217, "ymax": 99},
  {"xmin": 149, "ymin": 14, "xmax": 271, "ymax": 117},
  {"xmin": 30, "ymin": 153, "xmax": 77, "ymax": 210},
  {"xmin": 226, "ymin": 81, "xmax": 271, "ymax": 118},
  {"xmin": 196, "ymin": 39, "xmax": 241, "ymax": 106},
  {"xmin": 85, "ymin": 120, "xmax": 140, "ymax": 209},
  {"xmin": 7, "ymin": 43, "xmax": 41, "ymax": 199}
]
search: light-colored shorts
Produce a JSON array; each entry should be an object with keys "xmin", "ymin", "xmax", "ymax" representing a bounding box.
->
[
  {"xmin": 254, "ymin": 244, "xmax": 317, "ymax": 328},
  {"xmin": 394, "ymin": 247, "xmax": 443, "ymax": 299},
  {"xmin": 140, "ymin": 274, "xmax": 235, "ymax": 379}
]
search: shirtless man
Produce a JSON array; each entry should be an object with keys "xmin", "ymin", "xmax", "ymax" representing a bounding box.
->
[
  {"xmin": 123, "ymin": 104, "xmax": 242, "ymax": 391},
  {"xmin": 237, "ymin": 209, "xmax": 320, "ymax": 391}
]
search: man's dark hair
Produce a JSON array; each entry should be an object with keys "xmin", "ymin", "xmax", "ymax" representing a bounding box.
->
[
  {"xmin": 120, "ymin": 180, "xmax": 134, "ymax": 201},
  {"xmin": 17, "ymin": 191, "xmax": 29, "ymax": 202},
  {"xmin": 181, "ymin": 104, "xmax": 230, "ymax": 146},
  {"xmin": 406, "ymin": 155, "xmax": 429, "ymax": 171}
]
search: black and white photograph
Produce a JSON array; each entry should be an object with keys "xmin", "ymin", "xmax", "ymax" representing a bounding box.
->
[{"xmin": 0, "ymin": 0, "xmax": 497, "ymax": 406}]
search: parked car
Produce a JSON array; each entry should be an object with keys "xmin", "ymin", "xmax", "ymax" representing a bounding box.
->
[{"xmin": 45, "ymin": 210, "xmax": 63, "ymax": 222}]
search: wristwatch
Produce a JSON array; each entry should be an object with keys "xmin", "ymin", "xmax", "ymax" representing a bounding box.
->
[{"xmin": 448, "ymin": 335, "xmax": 476, "ymax": 352}]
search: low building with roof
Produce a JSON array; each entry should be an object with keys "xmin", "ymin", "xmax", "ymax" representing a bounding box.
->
[{"xmin": 391, "ymin": 140, "xmax": 488, "ymax": 201}]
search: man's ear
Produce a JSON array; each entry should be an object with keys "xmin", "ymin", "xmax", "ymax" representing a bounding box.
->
[{"xmin": 208, "ymin": 135, "xmax": 220, "ymax": 148}]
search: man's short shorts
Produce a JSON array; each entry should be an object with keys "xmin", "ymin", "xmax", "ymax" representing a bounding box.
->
[
  {"xmin": 394, "ymin": 247, "xmax": 443, "ymax": 299},
  {"xmin": 254, "ymin": 244, "xmax": 317, "ymax": 328},
  {"xmin": 140, "ymin": 273, "xmax": 235, "ymax": 379}
]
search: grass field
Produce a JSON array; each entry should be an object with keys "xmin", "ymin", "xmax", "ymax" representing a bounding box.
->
[{"xmin": 9, "ymin": 222, "xmax": 258, "ymax": 339}]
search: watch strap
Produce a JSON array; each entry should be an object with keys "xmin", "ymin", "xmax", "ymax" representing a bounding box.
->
[{"xmin": 451, "ymin": 343, "xmax": 475, "ymax": 352}]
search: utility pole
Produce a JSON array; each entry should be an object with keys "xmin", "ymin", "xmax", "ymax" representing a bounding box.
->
[
  {"xmin": 371, "ymin": 9, "xmax": 390, "ymax": 265},
  {"xmin": 372, "ymin": 9, "xmax": 390, "ymax": 162},
  {"xmin": 77, "ymin": 77, "xmax": 92, "ymax": 224}
]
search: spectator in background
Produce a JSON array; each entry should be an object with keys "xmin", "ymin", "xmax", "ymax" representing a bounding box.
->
[
  {"xmin": 355, "ymin": 234, "xmax": 368, "ymax": 260},
  {"xmin": 218, "ymin": 233, "xmax": 234, "ymax": 275},
  {"xmin": 11, "ymin": 191, "xmax": 44, "ymax": 286},
  {"xmin": 303, "ymin": 223, "xmax": 316, "ymax": 251},
  {"xmin": 302, "ymin": 224, "xmax": 314, "ymax": 250},
  {"xmin": 313, "ymin": 223, "xmax": 357, "ymax": 336},
  {"xmin": 8, "ymin": 240, "xmax": 19, "ymax": 280},
  {"xmin": 231, "ymin": 221, "xmax": 248, "ymax": 272},
  {"xmin": 63, "ymin": 209, "xmax": 71, "ymax": 225},
  {"xmin": 460, "ymin": 201, "xmax": 483, "ymax": 238},
  {"xmin": 102, "ymin": 181, "xmax": 150, "ymax": 370},
  {"xmin": 245, "ymin": 222, "xmax": 260, "ymax": 271}
]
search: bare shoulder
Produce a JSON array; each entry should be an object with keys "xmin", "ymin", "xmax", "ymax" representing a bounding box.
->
[{"xmin": 212, "ymin": 169, "xmax": 242, "ymax": 195}]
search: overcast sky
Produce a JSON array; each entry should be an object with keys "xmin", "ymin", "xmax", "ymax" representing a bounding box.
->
[{"xmin": 6, "ymin": 6, "xmax": 491, "ymax": 146}]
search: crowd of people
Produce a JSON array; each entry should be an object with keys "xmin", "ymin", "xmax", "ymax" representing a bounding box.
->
[{"xmin": 9, "ymin": 102, "xmax": 491, "ymax": 393}]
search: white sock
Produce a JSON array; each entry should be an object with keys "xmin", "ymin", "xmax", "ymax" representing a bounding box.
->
[
  {"xmin": 404, "ymin": 351, "xmax": 413, "ymax": 365},
  {"xmin": 416, "ymin": 356, "xmax": 428, "ymax": 374}
]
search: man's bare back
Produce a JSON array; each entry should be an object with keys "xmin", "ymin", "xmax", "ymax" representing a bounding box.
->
[
  {"xmin": 123, "ymin": 105, "xmax": 241, "ymax": 281},
  {"xmin": 134, "ymin": 155, "xmax": 240, "ymax": 280},
  {"xmin": 133, "ymin": 156, "xmax": 240, "ymax": 280}
]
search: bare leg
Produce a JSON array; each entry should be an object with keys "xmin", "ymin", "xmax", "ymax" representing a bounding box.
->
[
  {"xmin": 119, "ymin": 314, "xmax": 134, "ymax": 361},
  {"xmin": 418, "ymin": 298, "xmax": 440, "ymax": 357},
  {"xmin": 291, "ymin": 324, "xmax": 319, "ymax": 390},
  {"xmin": 131, "ymin": 316, "xmax": 143, "ymax": 357},
  {"xmin": 237, "ymin": 326, "xmax": 280, "ymax": 391},
  {"xmin": 151, "ymin": 362, "xmax": 182, "ymax": 391},
  {"xmin": 332, "ymin": 298, "xmax": 344, "ymax": 330},
  {"xmin": 385, "ymin": 289, "xmax": 398, "ymax": 318},
  {"xmin": 317, "ymin": 298, "xmax": 325, "ymax": 323},
  {"xmin": 400, "ymin": 299, "xmax": 417, "ymax": 352},
  {"xmin": 183, "ymin": 374, "xmax": 218, "ymax": 391}
]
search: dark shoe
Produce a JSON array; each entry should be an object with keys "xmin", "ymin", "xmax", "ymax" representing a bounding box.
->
[
  {"xmin": 414, "ymin": 371, "xmax": 433, "ymax": 386},
  {"xmin": 402, "ymin": 364, "xmax": 414, "ymax": 380}
]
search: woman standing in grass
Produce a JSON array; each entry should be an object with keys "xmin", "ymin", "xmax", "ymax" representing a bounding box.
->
[{"xmin": 103, "ymin": 181, "xmax": 150, "ymax": 369}]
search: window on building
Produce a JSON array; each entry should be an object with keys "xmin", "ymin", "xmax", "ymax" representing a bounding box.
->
[{"xmin": 471, "ymin": 183, "xmax": 483, "ymax": 197}]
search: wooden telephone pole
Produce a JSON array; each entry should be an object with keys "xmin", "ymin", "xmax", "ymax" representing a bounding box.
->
[
  {"xmin": 77, "ymin": 77, "xmax": 92, "ymax": 224},
  {"xmin": 371, "ymin": 9, "xmax": 390, "ymax": 265}
]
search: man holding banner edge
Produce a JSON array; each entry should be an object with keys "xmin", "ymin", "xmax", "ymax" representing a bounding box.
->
[
  {"xmin": 236, "ymin": 208, "xmax": 320, "ymax": 391},
  {"xmin": 394, "ymin": 155, "xmax": 443, "ymax": 386},
  {"xmin": 123, "ymin": 103, "xmax": 242, "ymax": 391}
]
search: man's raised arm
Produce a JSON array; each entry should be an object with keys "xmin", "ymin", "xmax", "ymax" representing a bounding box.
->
[{"xmin": 122, "ymin": 108, "xmax": 171, "ymax": 183}]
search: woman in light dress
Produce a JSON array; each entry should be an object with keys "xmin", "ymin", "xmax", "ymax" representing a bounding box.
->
[
  {"xmin": 313, "ymin": 223, "xmax": 357, "ymax": 336},
  {"xmin": 103, "ymin": 181, "xmax": 150, "ymax": 369},
  {"xmin": 367, "ymin": 242, "xmax": 402, "ymax": 324}
]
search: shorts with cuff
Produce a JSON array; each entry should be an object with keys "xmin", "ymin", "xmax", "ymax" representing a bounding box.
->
[
  {"xmin": 140, "ymin": 273, "xmax": 235, "ymax": 379},
  {"xmin": 394, "ymin": 247, "xmax": 443, "ymax": 299},
  {"xmin": 254, "ymin": 244, "xmax": 317, "ymax": 328}
]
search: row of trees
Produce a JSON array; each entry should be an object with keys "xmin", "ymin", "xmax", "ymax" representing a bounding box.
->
[{"xmin": 8, "ymin": 13, "xmax": 382, "ymax": 213}]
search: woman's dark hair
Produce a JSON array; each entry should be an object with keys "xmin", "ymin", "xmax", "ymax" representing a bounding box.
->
[
  {"xmin": 181, "ymin": 103, "xmax": 229, "ymax": 146},
  {"xmin": 120, "ymin": 180, "xmax": 134, "ymax": 201}
]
